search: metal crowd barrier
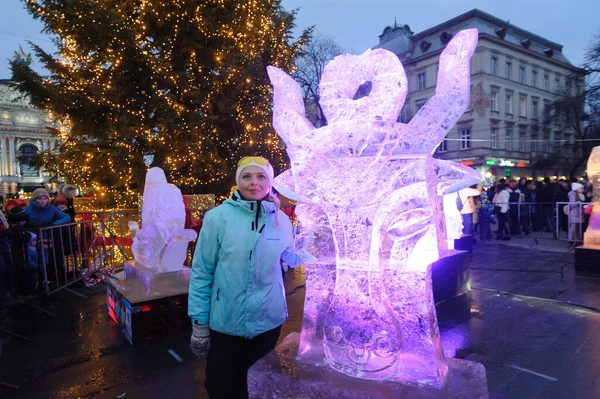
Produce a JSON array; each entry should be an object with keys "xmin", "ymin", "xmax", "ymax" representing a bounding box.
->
[
  {"xmin": 33, "ymin": 218, "xmax": 120, "ymax": 297},
  {"xmin": 30, "ymin": 209, "xmax": 206, "ymax": 297},
  {"xmin": 555, "ymin": 202, "xmax": 588, "ymax": 243},
  {"xmin": 482, "ymin": 201, "xmax": 591, "ymax": 242}
]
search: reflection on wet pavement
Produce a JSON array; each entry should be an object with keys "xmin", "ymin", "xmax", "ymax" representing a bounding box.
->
[{"xmin": 1, "ymin": 242, "xmax": 599, "ymax": 398}]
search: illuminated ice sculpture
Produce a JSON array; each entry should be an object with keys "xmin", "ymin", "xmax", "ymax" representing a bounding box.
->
[
  {"xmin": 584, "ymin": 146, "xmax": 600, "ymax": 248},
  {"xmin": 268, "ymin": 29, "xmax": 481, "ymax": 387},
  {"xmin": 130, "ymin": 167, "xmax": 198, "ymax": 271}
]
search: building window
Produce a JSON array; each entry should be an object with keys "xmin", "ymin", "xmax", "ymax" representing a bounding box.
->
[
  {"xmin": 460, "ymin": 129, "xmax": 471, "ymax": 149},
  {"xmin": 555, "ymin": 132, "xmax": 562, "ymax": 145},
  {"xmin": 437, "ymin": 139, "xmax": 448, "ymax": 153},
  {"xmin": 491, "ymin": 57, "xmax": 498, "ymax": 75},
  {"xmin": 505, "ymin": 129, "xmax": 512, "ymax": 150},
  {"xmin": 543, "ymin": 135, "xmax": 550, "ymax": 152},
  {"xmin": 418, "ymin": 73, "xmax": 426, "ymax": 90},
  {"xmin": 532, "ymin": 71, "xmax": 538, "ymax": 87},
  {"xmin": 519, "ymin": 132, "xmax": 525, "ymax": 151},
  {"xmin": 506, "ymin": 62, "xmax": 512, "ymax": 80},
  {"xmin": 491, "ymin": 128, "xmax": 497, "ymax": 149},
  {"xmin": 506, "ymin": 92, "xmax": 513, "ymax": 114},
  {"xmin": 491, "ymin": 91, "xmax": 498, "ymax": 111},
  {"xmin": 531, "ymin": 135, "xmax": 537, "ymax": 152},
  {"xmin": 544, "ymin": 75, "xmax": 550, "ymax": 91},
  {"xmin": 532, "ymin": 100, "xmax": 539, "ymax": 119},
  {"xmin": 19, "ymin": 144, "xmax": 39, "ymax": 177},
  {"xmin": 519, "ymin": 67, "xmax": 526, "ymax": 84},
  {"xmin": 519, "ymin": 97, "xmax": 527, "ymax": 117},
  {"xmin": 555, "ymin": 78, "xmax": 560, "ymax": 93}
]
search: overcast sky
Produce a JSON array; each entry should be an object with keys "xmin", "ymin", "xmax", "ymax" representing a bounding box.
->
[{"xmin": 1, "ymin": 0, "xmax": 598, "ymax": 79}]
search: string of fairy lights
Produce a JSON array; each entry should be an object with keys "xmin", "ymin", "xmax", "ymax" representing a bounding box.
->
[{"xmin": 22, "ymin": 0, "xmax": 307, "ymax": 206}]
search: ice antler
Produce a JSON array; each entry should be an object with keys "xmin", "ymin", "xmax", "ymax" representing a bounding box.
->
[
  {"xmin": 403, "ymin": 29, "xmax": 478, "ymax": 154},
  {"xmin": 269, "ymin": 29, "xmax": 478, "ymax": 163}
]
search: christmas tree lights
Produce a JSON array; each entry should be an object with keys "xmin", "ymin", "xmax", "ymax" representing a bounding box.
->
[{"xmin": 11, "ymin": 0, "xmax": 311, "ymax": 206}]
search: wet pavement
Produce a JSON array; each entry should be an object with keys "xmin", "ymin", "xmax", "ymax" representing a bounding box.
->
[{"xmin": 1, "ymin": 242, "xmax": 599, "ymax": 399}]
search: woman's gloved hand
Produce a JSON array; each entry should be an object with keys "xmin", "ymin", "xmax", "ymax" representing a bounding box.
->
[{"xmin": 190, "ymin": 324, "xmax": 210, "ymax": 359}]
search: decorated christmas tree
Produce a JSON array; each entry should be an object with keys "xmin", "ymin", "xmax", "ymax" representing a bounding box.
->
[{"xmin": 11, "ymin": 0, "xmax": 311, "ymax": 205}]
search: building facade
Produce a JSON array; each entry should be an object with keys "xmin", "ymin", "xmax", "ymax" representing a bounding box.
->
[
  {"xmin": 0, "ymin": 80, "xmax": 58, "ymax": 195},
  {"xmin": 374, "ymin": 9, "xmax": 582, "ymax": 184}
]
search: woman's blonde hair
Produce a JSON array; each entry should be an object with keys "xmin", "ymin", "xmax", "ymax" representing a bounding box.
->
[{"xmin": 265, "ymin": 188, "xmax": 281, "ymax": 228}]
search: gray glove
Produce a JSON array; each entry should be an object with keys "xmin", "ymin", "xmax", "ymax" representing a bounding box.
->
[{"xmin": 190, "ymin": 324, "xmax": 210, "ymax": 359}]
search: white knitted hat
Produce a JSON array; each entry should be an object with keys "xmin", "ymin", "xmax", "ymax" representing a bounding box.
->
[{"xmin": 235, "ymin": 157, "xmax": 274, "ymax": 186}]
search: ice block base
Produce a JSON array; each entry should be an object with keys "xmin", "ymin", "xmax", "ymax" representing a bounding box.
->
[{"xmin": 248, "ymin": 333, "xmax": 488, "ymax": 399}]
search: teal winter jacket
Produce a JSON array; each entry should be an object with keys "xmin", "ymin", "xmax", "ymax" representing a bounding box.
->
[{"xmin": 188, "ymin": 191, "xmax": 302, "ymax": 338}]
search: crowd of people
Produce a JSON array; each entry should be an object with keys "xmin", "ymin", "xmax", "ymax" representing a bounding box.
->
[
  {"xmin": 0, "ymin": 185, "xmax": 76, "ymax": 311},
  {"xmin": 458, "ymin": 177, "xmax": 594, "ymax": 245}
]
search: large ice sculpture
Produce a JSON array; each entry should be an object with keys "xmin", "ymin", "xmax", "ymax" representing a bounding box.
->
[
  {"xmin": 584, "ymin": 146, "xmax": 600, "ymax": 248},
  {"xmin": 130, "ymin": 167, "xmax": 198, "ymax": 271},
  {"xmin": 268, "ymin": 29, "xmax": 481, "ymax": 386}
]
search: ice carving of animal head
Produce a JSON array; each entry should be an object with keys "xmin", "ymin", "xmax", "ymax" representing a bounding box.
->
[
  {"xmin": 131, "ymin": 167, "xmax": 198, "ymax": 271},
  {"xmin": 268, "ymin": 29, "xmax": 480, "ymax": 383}
]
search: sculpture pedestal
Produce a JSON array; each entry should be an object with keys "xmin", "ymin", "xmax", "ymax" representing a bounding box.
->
[
  {"xmin": 453, "ymin": 235, "xmax": 474, "ymax": 252},
  {"xmin": 575, "ymin": 246, "xmax": 600, "ymax": 273},
  {"xmin": 124, "ymin": 260, "xmax": 184, "ymax": 293},
  {"xmin": 106, "ymin": 267, "xmax": 190, "ymax": 343},
  {"xmin": 248, "ymin": 333, "xmax": 488, "ymax": 399}
]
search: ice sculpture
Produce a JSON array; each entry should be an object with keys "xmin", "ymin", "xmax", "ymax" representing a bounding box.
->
[
  {"xmin": 268, "ymin": 29, "xmax": 481, "ymax": 386},
  {"xmin": 584, "ymin": 146, "xmax": 600, "ymax": 248},
  {"xmin": 443, "ymin": 194, "xmax": 464, "ymax": 249},
  {"xmin": 130, "ymin": 167, "xmax": 198, "ymax": 271}
]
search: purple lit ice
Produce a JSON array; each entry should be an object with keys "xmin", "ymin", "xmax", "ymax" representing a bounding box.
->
[{"xmin": 268, "ymin": 29, "xmax": 480, "ymax": 386}]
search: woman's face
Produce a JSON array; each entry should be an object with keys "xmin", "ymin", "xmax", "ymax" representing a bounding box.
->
[
  {"xmin": 238, "ymin": 166, "xmax": 271, "ymax": 201},
  {"xmin": 35, "ymin": 195, "xmax": 49, "ymax": 207}
]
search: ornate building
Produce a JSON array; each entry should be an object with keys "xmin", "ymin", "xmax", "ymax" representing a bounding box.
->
[
  {"xmin": 0, "ymin": 79, "xmax": 58, "ymax": 195},
  {"xmin": 374, "ymin": 9, "xmax": 583, "ymax": 184}
]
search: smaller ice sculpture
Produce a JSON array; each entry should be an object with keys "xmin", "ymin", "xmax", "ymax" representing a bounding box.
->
[
  {"xmin": 130, "ymin": 167, "xmax": 198, "ymax": 271},
  {"xmin": 443, "ymin": 194, "xmax": 463, "ymax": 249},
  {"xmin": 584, "ymin": 146, "xmax": 600, "ymax": 248}
]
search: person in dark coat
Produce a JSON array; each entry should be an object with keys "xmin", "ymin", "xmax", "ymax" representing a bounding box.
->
[
  {"xmin": 557, "ymin": 180, "xmax": 570, "ymax": 232},
  {"xmin": 6, "ymin": 205, "xmax": 32, "ymax": 296},
  {"xmin": 60, "ymin": 185, "xmax": 77, "ymax": 222},
  {"xmin": 537, "ymin": 177, "xmax": 558, "ymax": 235}
]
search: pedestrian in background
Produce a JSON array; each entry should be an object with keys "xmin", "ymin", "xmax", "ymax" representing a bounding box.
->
[
  {"xmin": 457, "ymin": 185, "xmax": 481, "ymax": 236},
  {"xmin": 506, "ymin": 179, "xmax": 522, "ymax": 236},
  {"xmin": 6, "ymin": 201, "xmax": 30, "ymax": 296},
  {"xmin": 494, "ymin": 183, "xmax": 511, "ymax": 240},
  {"xmin": 538, "ymin": 177, "xmax": 558, "ymax": 235},
  {"xmin": 568, "ymin": 182, "xmax": 585, "ymax": 246},
  {"xmin": 188, "ymin": 156, "xmax": 313, "ymax": 399},
  {"xmin": 24, "ymin": 188, "xmax": 71, "ymax": 290},
  {"xmin": 478, "ymin": 191, "xmax": 495, "ymax": 241}
]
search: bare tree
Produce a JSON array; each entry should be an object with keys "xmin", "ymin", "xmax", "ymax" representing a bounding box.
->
[
  {"xmin": 293, "ymin": 33, "xmax": 344, "ymax": 127},
  {"xmin": 547, "ymin": 32, "xmax": 600, "ymax": 179}
]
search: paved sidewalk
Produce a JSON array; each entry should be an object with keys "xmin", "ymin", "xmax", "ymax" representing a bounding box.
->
[
  {"xmin": 475, "ymin": 230, "xmax": 576, "ymax": 253},
  {"xmin": 1, "ymin": 242, "xmax": 599, "ymax": 398}
]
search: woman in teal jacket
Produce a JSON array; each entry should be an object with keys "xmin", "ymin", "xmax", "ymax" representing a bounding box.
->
[{"xmin": 189, "ymin": 156, "xmax": 308, "ymax": 399}]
